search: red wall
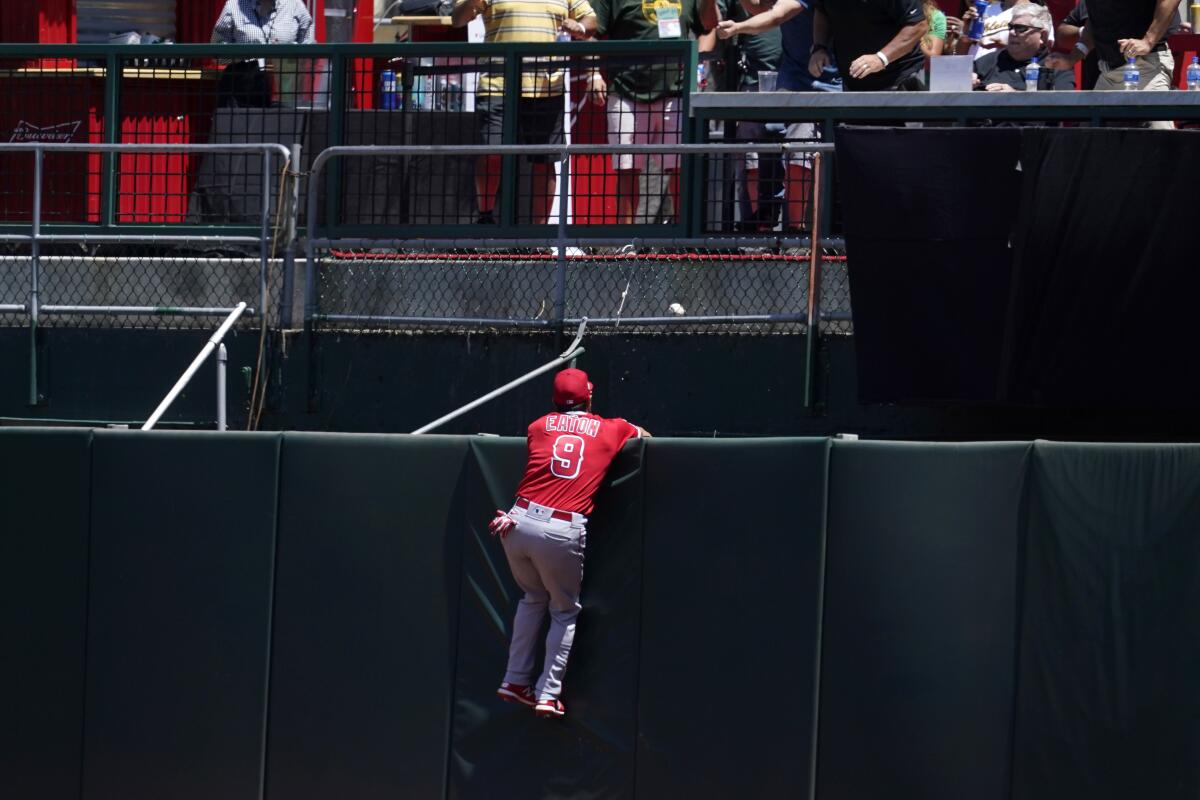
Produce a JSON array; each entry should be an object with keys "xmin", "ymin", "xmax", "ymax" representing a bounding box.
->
[{"xmin": 0, "ymin": 0, "xmax": 75, "ymax": 44}]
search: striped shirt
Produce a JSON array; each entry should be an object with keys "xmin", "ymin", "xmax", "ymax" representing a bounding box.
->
[
  {"xmin": 211, "ymin": 0, "xmax": 316, "ymax": 45},
  {"xmin": 472, "ymin": 0, "xmax": 596, "ymax": 96}
]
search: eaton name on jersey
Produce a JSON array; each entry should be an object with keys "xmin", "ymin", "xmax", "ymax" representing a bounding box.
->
[{"xmin": 544, "ymin": 413, "xmax": 601, "ymax": 438}]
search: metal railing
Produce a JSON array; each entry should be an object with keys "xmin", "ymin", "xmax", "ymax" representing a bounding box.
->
[
  {"xmin": 0, "ymin": 141, "xmax": 289, "ymax": 405},
  {"xmin": 412, "ymin": 318, "xmax": 588, "ymax": 434},
  {"xmin": 142, "ymin": 302, "xmax": 247, "ymax": 431},
  {"xmin": 0, "ymin": 41, "xmax": 695, "ymax": 239},
  {"xmin": 305, "ymin": 141, "xmax": 837, "ymax": 334}
]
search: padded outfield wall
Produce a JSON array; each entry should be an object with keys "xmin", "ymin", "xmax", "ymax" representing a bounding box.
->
[{"xmin": 2, "ymin": 431, "xmax": 1198, "ymax": 800}]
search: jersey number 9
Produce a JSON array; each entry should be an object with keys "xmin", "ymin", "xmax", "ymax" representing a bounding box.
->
[{"xmin": 551, "ymin": 434, "xmax": 585, "ymax": 479}]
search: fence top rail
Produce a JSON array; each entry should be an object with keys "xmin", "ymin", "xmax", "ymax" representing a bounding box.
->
[
  {"xmin": 0, "ymin": 142, "xmax": 291, "ymax": 158},
  {"xmin": 0, "ymin": 40, "xmax": 691, "ymax": 58},
  {"xmin": 309, "ymin": 142, "xmax": 833, "ymax": 171},
  {"xmin": 311, "ymin": 235, "xmax": 848, "ymax": 249},
  {"xmin": 692, "ymin": 89, "xmax": 1200, "ymax": 116}
]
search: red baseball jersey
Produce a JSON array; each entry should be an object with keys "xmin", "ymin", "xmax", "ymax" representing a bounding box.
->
[{"xmin": 513, "ymin": 411, "xmax": 641, "ymax": 515}]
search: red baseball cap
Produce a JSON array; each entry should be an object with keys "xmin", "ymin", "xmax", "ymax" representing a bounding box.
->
[{"xmin": 553, "ymin": 368, "xmax": 593, "ymax": 406}]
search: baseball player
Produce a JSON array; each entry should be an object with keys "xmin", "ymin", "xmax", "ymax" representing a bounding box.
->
[{"xmin": 489, "ymin": 367, "xmax": 650, "ymax": 719}]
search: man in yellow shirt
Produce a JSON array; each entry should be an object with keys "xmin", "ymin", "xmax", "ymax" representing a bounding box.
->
[{"xmin": 453, "ymin": 0, "xmax": 598, "ymax": 225}]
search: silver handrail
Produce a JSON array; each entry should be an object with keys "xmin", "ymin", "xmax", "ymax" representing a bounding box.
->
[
  {"xmin": 412, "ymin": 318, "xmax": 588, "ymax": 434},
  {"xmin": 142, "ymin": 302, "xmax": 247, "ymax": 431}
]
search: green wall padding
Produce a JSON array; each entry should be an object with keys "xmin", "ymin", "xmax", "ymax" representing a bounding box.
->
[
  {"xmin": 0, "ymin": 429, "xmax": 91, "ymax": 800},
  {"xmin": 1012, "ymin": 442, "xmax": 1200, "ymax": 800},
  {"xmin": 266, "ymin": 433, "xmax": 470, "ymax": 800},
  {"xmin": 636, "ymin": 439, "xmax": 829, "ymax": 799},
  {"xmin": 819, "ymin": 441, "xmax": 1029, "ymax": 800},
  {"xmin": 6, "ymin": 429, "xmax": 1200, "ymax": 800},
  {"xmin": 83, "ymin": 431, "xmax": 280, "ymax": 800},
  {"xmin": 449, "ymin": 437, "xmax": 646, "ymax": 800}
]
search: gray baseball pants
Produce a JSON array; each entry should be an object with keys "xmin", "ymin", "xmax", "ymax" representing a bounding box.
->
[{"xmin": 500, "ymin": 501, "xmax": 587, "ymax": 702}]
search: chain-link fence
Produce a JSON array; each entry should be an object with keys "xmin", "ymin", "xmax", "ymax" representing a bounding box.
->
[
  {"xmin": 819, "ymin": 245, "xmax": 851, "ymax": 335},
  {"xmin": 307, "ymin": 143, "xmax": 836, "ymax": 335},
  {"xmin": 0, "ymin": 242, "xmax": 286, "ymax": 330},
  {"xmin": 314, "ymin": 242, "xmax": 820, "ymax": 335},
  {"xmin": 0, "ymin": 143, "xmax": 293, "ymax": 331}
]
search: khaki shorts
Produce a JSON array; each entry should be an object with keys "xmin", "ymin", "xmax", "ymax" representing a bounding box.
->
[
  {"xmin": 606, "ymin": 93, "xmax": 681, "ymax": 171},
  {"xmin": 1096, "ymin": 49, "xmax": 1175, "ymax": 130}
]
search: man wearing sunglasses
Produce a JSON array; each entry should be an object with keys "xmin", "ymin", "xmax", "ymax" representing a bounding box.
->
[{"xmin": 973, "ymin": 3, "xmax": 1074, "ymax": 91}]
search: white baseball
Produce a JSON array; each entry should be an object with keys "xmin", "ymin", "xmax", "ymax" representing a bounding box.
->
[{"xmin": 668, "ymin": 303, "xmax": 686, "ymax": 315}]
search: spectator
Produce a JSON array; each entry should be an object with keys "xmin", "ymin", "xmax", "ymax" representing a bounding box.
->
[
  {"xmin": 212, "ymin": 0, "xmax": 315, "ymax": 43},
  {"xmin": 719, "ymin": 1, "xmax": 840, "ymax": 230},
  {"xmin": 717, "ymin": 0, "xmax": 785, "ymax": 230},
  {"xmin": 922, "ymin": 0, "xmax": 948, "ymax": 56},
  {"xmin": 973, "ymin": 3, "xmax": 1074, "ymax": 89},
  {"xmin": 1056, "ymin": 0, "xmax": 1180, "ymax": 90},
  {"xmin": 212, "ymin": 0, "xmax": 316, "ymax": 107},
  {"xmin": 452, "ymin": 0, "xmax": 597, "ymax": 225},
  {"xmin": 589, "ymin": 0, "xmax": 720, "ymax": 225},
  {"xmin": 1045, "ymin": 0, "xmax": 1181, "ymax": 130},
  {"xmin": 719, "ymin": 0, "xmax": 928, "ymax": 91},
  {"xmin": 958, "ymin": 0, "xmax": 1054, "ymax": 57},
  {"xmin": 1056, "ymin": 1, "xmax": 1101, "ymax": 88}
]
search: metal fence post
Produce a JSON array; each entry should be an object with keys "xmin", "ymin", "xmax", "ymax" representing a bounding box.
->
[
  {"xmin": 325, "ymin": 54, "xmax": 348, "ymax": 231},
  {"xmin": 682, "ymin": 41, "xmax": 702, "ymax": 237},
  {"xmin": 499, "ymin": 52, "xmax": 521, "ymax": 227},
  {"xmin": 28, "ymin": 147, "xmax": 42, "ymax": 406},
  {"xmin": 553, "ymin": 150, "xmax": 569, "ymax": 326},
  {"xmin": 101, "ymin": 53, "xmax": 120, "ymax": 228},
  {"xmin": 279, "ymin": 142, "xmax": 302, "ymax": 329},
  {"xmin": 803, "ymin": 152, "xmax": 824, "ymax": 410},
  {"xmin": 260, "ymin": 151, "xmax": 273, "ymax": 320},
  {"xmin": 217, "ymin": 343, "xmax": 228, "ymax": 431}
]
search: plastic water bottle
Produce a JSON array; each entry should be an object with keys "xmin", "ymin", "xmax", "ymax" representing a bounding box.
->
[
  {"xmin": 1123, "ymin": 57, "xmax": 1139, "ymax": 90},
  {"xmin": 1188, "ymin": 56, "xmax": 1200, "ymax": 91},
  {"xmin": 1024, "ymin": 57, "xmax": 1040, "ymax": 92},
  {"xmin": 380, "ymin": 69, "xmax": 399, "ymax": 110},
  {"xmin": 969, "ymin": 0, "xmax": 988, "ymax": 40}
]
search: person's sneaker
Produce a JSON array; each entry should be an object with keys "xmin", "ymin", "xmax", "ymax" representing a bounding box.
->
[
  {"xmin": 496, "ymin": 682, "xmax": 536, "ymax": 707},
  {"xmin": 534, "ymin": 698, "xmax": 566, "ymax": 718},
  {"xmin": 476, "ymin": 210, "xmax": 496, "ymax": 225}
]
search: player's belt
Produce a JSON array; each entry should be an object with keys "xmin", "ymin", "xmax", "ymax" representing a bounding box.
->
[{"xmin": 514, "ymin": 497, "xmax": 574, "ymax": 522}]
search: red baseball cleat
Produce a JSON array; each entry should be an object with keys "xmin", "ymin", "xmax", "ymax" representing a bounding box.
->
[
  {"xmin": 534, "ymin": 698, "xmax": 566, "ymax": 719},
  {"xmin": 496, "ymin": 682, "xmax": 536, "ymax": 707}
]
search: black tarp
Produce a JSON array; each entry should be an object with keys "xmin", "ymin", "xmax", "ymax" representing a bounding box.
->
[
  {"xmin": 1000, "ymin": 129, "xmax": 1200, "ymax": 406},
  {"xmin": 836, "ymin": 126, "xmax": 1200, "ymax": 408},
  {"xmin": 836, "ymin": 126, "xmax": 1021, "ymax": 404},
  {"xmin": 1011, "ymin": 442, "xmax": 1200, "ymax": 800}
]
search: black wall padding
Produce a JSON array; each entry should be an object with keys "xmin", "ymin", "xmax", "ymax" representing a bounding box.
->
[
  {"xmin": 819, "ymin": 441, "xmax": 1029, "ymax": 800},
  {"xmin": 836, "ymin": 127, "xmax": 1021, "ymax": 404},
  {"xmin": 82, "ymin": 431, "xmax": 281, "ymax": 800},
  {"xmin": 449, "ymin": 437, "xmax": 646, "ymax": 800},
  {"xmin": 0, "ymin": 429, "xmax": 91, "ymax": 800},
  {"xmin": 1011, "ymin": 442, "xmax": 1200, "ymax": 800},
  {"xmin": 266, "ymin": 433, "xmax": 470, "ymax": 800},
  {"xmin": 636, "ymin": 439, "xmax": 829, "ymax": 800}
]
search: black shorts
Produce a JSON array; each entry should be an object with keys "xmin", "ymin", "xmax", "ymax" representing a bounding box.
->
[{"xmin": 476, "ymin": 94, "xmax": 564, "ymax": 164}]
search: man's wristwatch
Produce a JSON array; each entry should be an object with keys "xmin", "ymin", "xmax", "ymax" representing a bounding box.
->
[{"xmin": 810, "ymin": 43, "xmax": 829, "ymax": 55}]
